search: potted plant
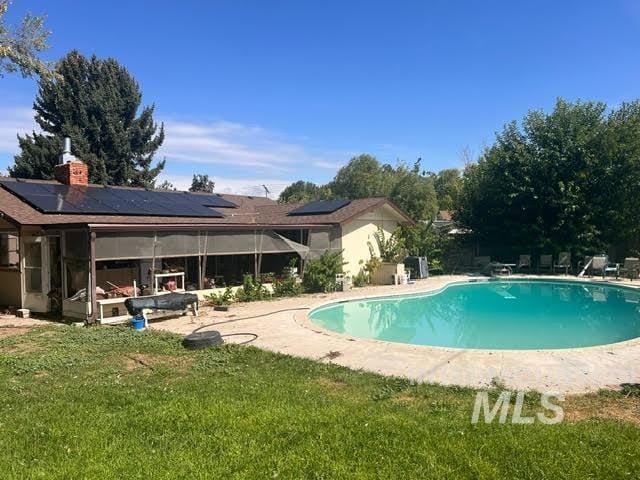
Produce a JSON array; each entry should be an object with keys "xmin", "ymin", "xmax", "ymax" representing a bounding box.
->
[
  {"xmin": 369, "ymin": 227, "xmax": 406, "ymax": 285},
  {"xmin": 208, "ymin": 286, "xmax": 234, "ymax": 311}
]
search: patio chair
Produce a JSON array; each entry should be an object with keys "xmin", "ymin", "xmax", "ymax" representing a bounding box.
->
[
  {"xmin": 553, "ymin": 252, "xmax": 571, "ymax": 275},
  {"xmin": 591, "ymin": 255, "xmax": 619, "ymax": 278},
  {"xmin": 538, "ymin": 254, "xmax": 553, "ymax": 274},
  {"xmin": 619, "ymin": 257, "xmax": 640, "ymax": 281},
  {"xmin": 517, "ymin": 254, "xmax": 531, "ymax": 272},
  {"xmin": 577, "ymin": 256, "xmax": 593, "ymax": 277}
]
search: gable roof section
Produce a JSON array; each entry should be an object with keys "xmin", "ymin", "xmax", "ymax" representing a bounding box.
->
[
  {"xmin": 0, "ymin": 178, "xmax": 413, "ymax": 228},
  {"xmin": 253, "ymin": 198, "xmax": 412, "ymax": 226}
]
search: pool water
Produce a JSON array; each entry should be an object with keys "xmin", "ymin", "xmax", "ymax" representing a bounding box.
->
[{"xmin": 309, "ymin": 280, "xmax": 640, "ymax": 349}]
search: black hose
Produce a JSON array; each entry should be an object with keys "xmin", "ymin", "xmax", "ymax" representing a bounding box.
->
[
  {"xmin": 191, "ymin": 306, "xmax": 310, "ymax": 344},
  {"xmin": 220, "ymin": 332, "xmax": 258, "ymax": 345},
  {"xmin": 192, "ymin": 307, "xmax": 309, "ymax": 332}
]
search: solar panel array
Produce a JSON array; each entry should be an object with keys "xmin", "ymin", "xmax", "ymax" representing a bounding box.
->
[
  {"xmin": 288, "ymin": 199, "xmax": 351, "ymax": 216},
  {"xmin": 0, "ymin": 180, "xmax": 237, "ymax": 218}
]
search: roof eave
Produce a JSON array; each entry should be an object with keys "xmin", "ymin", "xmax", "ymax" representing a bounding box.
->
[
  {"xmin": 87, "ymin": 222, "xmax": 338, "ymax": 233},
  {"xmin": 337, "ymin": 199, "xmax": 414, "ymax": 226}
]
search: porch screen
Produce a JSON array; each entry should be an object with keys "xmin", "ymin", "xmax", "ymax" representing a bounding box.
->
[
  {"xmin": 155, "ymin": 232, "xmax": 200, "ymax": 258},
  {"xmin": 64, "ymin": 230, "xmax": 89, "ymax": 259},
  {"xmin": 203, "ymin": 231, "xmax": 256, "ymax": 255},
  {"xmin": 95, "ymin": 232, "xmax": 155, "ymax": 260},
  {"xmin": 259, "ymin": 230, "xmax": 309, "ymax": 255},
  {"xmin": 307, "ymin": 226, "xmax": 342, "ymax": 259},
  {"xmin": 95, "ymin": 229, "xmax": 309, "ymax": 261},
  {"xmin": 202, "ymin": 230, "xmax": 308, "ymax": 255}
]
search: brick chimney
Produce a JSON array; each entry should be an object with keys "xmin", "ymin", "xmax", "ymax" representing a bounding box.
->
[{"xmin": 54, "ymin": 137, "xmax": 89, "ymax": 186}]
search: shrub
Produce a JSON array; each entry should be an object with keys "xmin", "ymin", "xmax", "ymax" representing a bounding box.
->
[
  {"xmin": 259, "ymin": 272, "xmax": 276, "ymax": 283},
  {"xmin": 235, "ymin": 274, "xmax": 271, "ymax": 302},
  {"xmin": 302, "ymin": 250, "xmax": 345, "ymax": 293},
  {"xmin": 373, "ymin": 227, "xmax": 405, "ymax": 263},
  {"xmin": 352, "ymin": 256, "xmax": 382, "ymax": 287},
  {"xmin": 272, "ymin": 276, "xmax": 303, "ymax": 297},
  {"xmin": 352, "ymin": 269, "xmax": 368, "ymax": 288},
  {"xmin": 399, "ymin": 223, "xmax": 455, "ymax": 274},
  {"xmin": 206, "ymin": 286, "xmax": 234, "ymax": 306}
]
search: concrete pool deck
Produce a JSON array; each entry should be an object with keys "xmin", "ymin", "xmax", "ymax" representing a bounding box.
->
[{"xmin": 150, "ymin": 275, "xmax": 640, "ymax": 394}]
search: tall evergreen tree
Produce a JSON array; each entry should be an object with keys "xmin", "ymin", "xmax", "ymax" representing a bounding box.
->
[
  {"xmin": 189, "ymin": 174, "xmax": 215, "ymax": 193},
  {"xmin": 10, "ymin": 50, "xmax": 165, "ymax": 187}
]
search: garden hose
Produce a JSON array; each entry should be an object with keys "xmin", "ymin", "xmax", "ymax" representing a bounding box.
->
[{"xmin": 191, "ymin": 307, "xmax": 311, "ymax": 344}]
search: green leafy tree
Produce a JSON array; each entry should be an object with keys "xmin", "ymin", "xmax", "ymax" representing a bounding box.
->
[
  {"xmin": 0, "ymin": 0, "xmax": 54, "ymax": 79},
  {"xmin": 280, "ymin": 155, "xmax": 439, "ymax": 224},
  {"xmin": 278, "ymin": 180, "xmax": 331, "ymax": 203},
  {"xmin": 457, "ymin": 98, "xmax": 640, "ymax": 254},
  {"xmin": 302, "ymin": 250, "xmax": 345, "ymax": 293},
  {"xmin": 10, "ymin": 50, "xmax": 165, "ymax": 187},
  {"xmin": 390, "ymin": 159, "xmax": 438, "ymax": 222},
  {"xmin": 434, "ymin": 168, "xmax": 462, "ymax": 211},
  {"xmin": 189, "ymin": 174, "xmax": 215, "ymax": 193},
  {"xmin": 399, "ymin": 222, "xmax": 453, "ymax": 273},
  {"xmin": 328, "ymin": 154, "xmax": 396, "ymax": 199},
  {"xmin": 157, "ymin": 180, "xmax": 175, "ymax": 191}
]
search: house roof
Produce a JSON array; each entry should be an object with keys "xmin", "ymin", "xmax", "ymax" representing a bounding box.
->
[{"xmin": 0, "ymin": 177, "xmax": 413, "ymax": 229}]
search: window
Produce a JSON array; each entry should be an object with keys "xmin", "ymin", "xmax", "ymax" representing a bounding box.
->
[
  {"xmin": 24, "ymin": 240, "xmax": 42, "ymax": 293},
  {"xmin": 0, "ymin": 232, "xmax": 19, "ymax": 268}
]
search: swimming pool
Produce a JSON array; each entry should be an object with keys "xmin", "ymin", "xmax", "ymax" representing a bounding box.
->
[{"xmin": 309, "ymin": 280, "xmax": 640, "ymax": 349}]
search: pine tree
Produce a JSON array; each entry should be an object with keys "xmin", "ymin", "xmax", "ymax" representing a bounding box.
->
[
  {"xmin": 10, "ymin": 50, "xmax": 165, "ymax": 187},
  {"xmin": 189, "ymin": 174, "xmax": 215, "ymax": 193}
]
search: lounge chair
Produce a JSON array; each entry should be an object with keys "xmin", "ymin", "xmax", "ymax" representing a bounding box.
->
[
  {"xmin": 517, "ymin": 254, "xmax": 531, "ymax": 272},
  {"xmin": 619, "ymin": 257, "xmax": 640, "ymax": 281},
  {"xmin": 591, "ymin": 255, "xmax": 619, "ymax": 278},
  {"xmin": 554, "ymin": 252, "xmax": 571, "ymax": 275},
  {"xmin": 538, "ymin": 254, "xmax": 553, "ymax": 274}
]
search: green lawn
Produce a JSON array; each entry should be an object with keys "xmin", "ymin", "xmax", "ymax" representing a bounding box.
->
[{"xmin": 0, "ymin": 326, "xmax": 638, "ymax": 479}]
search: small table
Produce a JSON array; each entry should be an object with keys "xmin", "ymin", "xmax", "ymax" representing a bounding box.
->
[
  {"xmin": 485, "ymin": 262, "xmax": 515, "ymax": 276},
  {"xmin": 153, "ymin": 271, "xmax": 186, "ymax": 294}
]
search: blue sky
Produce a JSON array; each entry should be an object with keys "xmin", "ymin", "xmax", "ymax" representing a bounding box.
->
[{"xmin": 1, "ymin": 0, "xmax": 640, "ymax": 196}]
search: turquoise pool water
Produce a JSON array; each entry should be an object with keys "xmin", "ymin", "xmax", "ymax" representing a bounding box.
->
[{"xmin": 309, "ymin": 280, "xmax": 640, "ymax": 349}]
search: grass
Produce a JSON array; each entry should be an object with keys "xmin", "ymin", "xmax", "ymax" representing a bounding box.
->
[{"xmin": 0, "ymin": 326, "xmax": 638, "ymax": 479}]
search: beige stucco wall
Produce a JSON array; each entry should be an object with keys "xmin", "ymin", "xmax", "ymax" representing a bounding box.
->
[{"xmin": 340, "ymin": 204, "xmax": 404, "ymax": 276}]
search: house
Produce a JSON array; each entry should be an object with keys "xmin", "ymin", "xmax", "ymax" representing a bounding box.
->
[{"xmin": 0, "ymin": 154, "xmax": 412, "ymax": 323}]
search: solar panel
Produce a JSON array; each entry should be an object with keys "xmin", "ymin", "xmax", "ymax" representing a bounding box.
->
[
  {"xmin": 19, "ymin": 193, "xmax": 83, "ymax": 213},
  {"xmin": 288, "ymin": 199, "xmax": 351, "ymax": 216},
  {"xmin": 0, "ymin": 181, "xmax": 226, "ymax": 218},
  {"xmin": 184, "ymin": 193, "xmax": 237, "ymax": 208}
]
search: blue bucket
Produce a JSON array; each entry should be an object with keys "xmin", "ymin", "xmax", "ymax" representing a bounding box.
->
[{"xmin": 131, "ymin": 315, "xmax": 145, "ymax": 331}]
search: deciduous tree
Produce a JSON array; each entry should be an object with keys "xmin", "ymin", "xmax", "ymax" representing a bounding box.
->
[
  {"xmin": 278, "ymin": 180, "xmax": 331, "ymax": 203},
  {"xmin": 0, "ymin": 0, "xmax": 54, "ymax": 79},
  {"xmin": 457, "ymin": 98, "xmax": 640, "ymax": 254}
]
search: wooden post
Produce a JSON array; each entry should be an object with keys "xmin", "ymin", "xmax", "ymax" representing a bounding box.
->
[
  {"xmin": 301, "ymin": 228, "xmax": 311, "ymax": 276},
  {"xmin": 253, "ymin": 230, "xmax": 258, "ymax": 280},
  {"xmin": 257, "ymin": 230, "xmax": 264, "ymax": 279},
  {"xmin": 88, "ymin": 230, "xmax": 97, "ymax": 325},
  {"xmin": 201, "ymin": 231, "xmax": 209, "ymax": 288}
]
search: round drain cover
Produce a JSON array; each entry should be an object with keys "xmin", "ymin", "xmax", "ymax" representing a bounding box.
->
[{"xmin": 182, "ymin": 330, "xmax": 223, "ymax": 349}]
